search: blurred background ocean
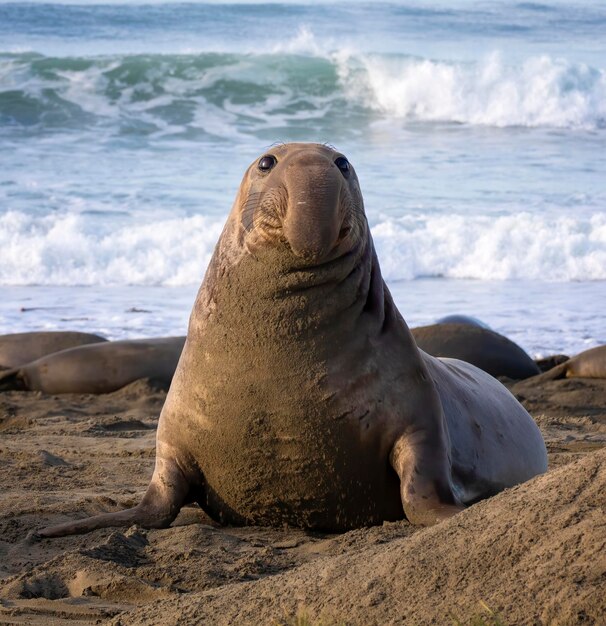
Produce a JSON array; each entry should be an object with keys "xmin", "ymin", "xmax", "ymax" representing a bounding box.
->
[{"xmin": 0, "ymin": 0, "xmax": 604, "ymax": 356}]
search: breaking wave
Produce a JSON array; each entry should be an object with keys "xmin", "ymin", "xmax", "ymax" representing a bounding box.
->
[
  {"xmin": 1, "ymin": 209, "xmax": 605, "ymax": 285},
  {"xmin": 1, "ymin": 46, "xmax": 605, "ymax": 137}
]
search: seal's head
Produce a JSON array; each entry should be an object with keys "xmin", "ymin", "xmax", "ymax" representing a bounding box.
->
[{"xmin": 236, "ymin": 143, "xmax": 366, "ymax": 263}]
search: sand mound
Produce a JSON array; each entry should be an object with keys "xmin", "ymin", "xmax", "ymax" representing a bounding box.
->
[
  {"xmin": 3, "ymin": 451, "xmax": 603, "ymax": 625},
  {"xmin": 107, "ymin": 448, "xmax": 606, "ymax": 626}
]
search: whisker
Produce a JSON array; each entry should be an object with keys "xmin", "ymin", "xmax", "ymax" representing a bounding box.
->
[{"xmin": 241, "ymin": 191, "xmax": 261, "ymax": 232}]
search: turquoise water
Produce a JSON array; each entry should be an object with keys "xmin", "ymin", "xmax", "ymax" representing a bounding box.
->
[{"xmin": 0, "ymin": 1, "xmax": 604, "ymax": 355}]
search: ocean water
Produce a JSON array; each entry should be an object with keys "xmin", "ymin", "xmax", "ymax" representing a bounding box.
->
[{"xmin": 0, "ymin": 0, "xmax": 604, "ymax": 357}]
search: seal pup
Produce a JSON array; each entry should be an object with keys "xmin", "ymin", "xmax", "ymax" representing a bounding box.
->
[
  {"xmin": 411, "ymin": 324, "xmax": 540, "ymax": 379},
  {"xmin": 30, "ymin": 143, "xmax": 547, "ymax": 538},
  {"xmin": 0, "ymin": 331, "xmax": 107, "ymax": 369},
  {"xmin": 0, "ymin": 337, "xmax": 185, "ymax": 394},
  {"xmin": 532, "ymin": 345, "xmax": 606, "ymax": 381}
]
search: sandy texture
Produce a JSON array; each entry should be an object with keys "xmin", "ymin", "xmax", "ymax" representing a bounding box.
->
[{"xmin": 0, "ymin": 375, "xmax": 605, "ymax": 625}]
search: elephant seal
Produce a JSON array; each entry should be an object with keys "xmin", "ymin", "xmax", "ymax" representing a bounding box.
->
[
  {"xmin": 30, "ymin": 143, "xmax": 546, "ymax": 539},
  {"xmin": 535, "ymin": 354, "xmax": 569, "ymax": 373},
  {"xmin": 0, "ymin": 331, "xmax": 107, "ymax": 369},
  {"xmin": 0, "ymin": 337, "xmax": 185, "ymax": 394},
  {"xmin": 435, "ymin": 314, "xmax": 490, "ymax": 329},
  {"xmin": 533, "ymin": 345, "xmax": 606, "ymax": 381},
  {"xmin": 411, "ymin": 324, "xmax": 540, "ymax": 380}
]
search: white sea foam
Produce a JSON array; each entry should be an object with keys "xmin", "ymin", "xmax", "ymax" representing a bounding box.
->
[
  {"xmin": 372, "ymin": 212, "xmax": 606, "ymax": 282},
  {"xmin": 337, "ymin": 51, "xmax": 606, "ymax": 129},
  {"xmin": 270, "ymin": 25, "xmax": 329, "ymax": 57},
  {"xmin": 0, "ymin": 211, "xmax": 224, "ymax": 286},
  {"xmin": 1, "ymin": 209, "xmax": 605, "ymax": 286}
]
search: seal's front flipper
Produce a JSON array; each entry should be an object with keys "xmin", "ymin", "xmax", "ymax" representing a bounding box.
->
[
  {"xmin": 390, "ymin": 432, "xmax": 464, "ymax": 526},
  {"xmin": 28, "ymin": 458, "xmax": 191, "ymax": 540}
]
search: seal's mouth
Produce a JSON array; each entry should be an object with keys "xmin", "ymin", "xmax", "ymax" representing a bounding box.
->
[{"xmin": 282, "ymin": 228, "xmax": 367, "ymax": 277}]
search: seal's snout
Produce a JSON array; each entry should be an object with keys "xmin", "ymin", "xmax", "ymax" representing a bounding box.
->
[
  {"xmin": 242, "ymin": 144, "xmax": 360, "ymax": 262},
  {"xmin": 282, "ymin": 155, "xmax": 348, "ymax": 263}
]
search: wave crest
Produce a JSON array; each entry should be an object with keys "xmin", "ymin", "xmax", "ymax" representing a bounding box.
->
[
  {"xmin": 373, "ymin": 212, "xmax": 606, "ymax": 282},
  {"xmin": 342, "ymin": 51, "xmax": 606, "ymax": 128},
  {"xmin": 1, "ymin": 46, "xmax": 605, "ymax": 135},
  {"xmin": 1, "ymin": 210, "xmax": 604, "ymax": 286}
]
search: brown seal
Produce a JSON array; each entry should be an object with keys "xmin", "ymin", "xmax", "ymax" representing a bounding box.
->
[
  {"xmin": 534, "ymin": 354, "xmax": 569, "ymax": 373},
  {"xmin": 533, "ymin": 345, "xmax": 606, "ymax": 381},
  {"xmin": 30, "ymin": 143, "xmax": 547, "ymax": 538},
  {"xmin": 0, "ymin": 331, "xmax": 107, "ymax": 369},
  {"xmin": 435, "ymin": 314, "xmax": 490, "ymax": 329},
  {"xmin": 411, "ymin": 324, "xmax": 540, "ymax": 379},
  {"xmin": 0, "ymin": 337, "xmax": 185, "ymax": 394}
]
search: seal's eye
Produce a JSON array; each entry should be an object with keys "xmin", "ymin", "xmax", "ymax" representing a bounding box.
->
[
  {"xmin": 335, "ymin": 156, "xmax": 350, "ymax": 177},
  {"xmin": 258, "ymin": 155, "xmax": 277, "ymax": 172}
]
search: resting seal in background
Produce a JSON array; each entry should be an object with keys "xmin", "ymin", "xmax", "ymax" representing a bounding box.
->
[
  {"xmin": 411, "ymin": 324, "xmax": 540, "ymax": 380},
  {"xmin": 0, "ymin": 337, "xmax": 185, "ymax": 394},
  {"xmin": 533, "ymin": 345, "xmax": 606, "ymax": 381},
  {"xmin": 535, "ymin": 354, "xmax": 569, "ymax": 373},
  {"xmin": 435, "ymin": 314, "xmax": 490, "ymax": 329},
  {"xmin": 31, "ymin": 143, "xmax": 547, "ymax": 539},
  {"xmin": 0, "ymin": 331, "xmax": 107, "ymax": 369}
]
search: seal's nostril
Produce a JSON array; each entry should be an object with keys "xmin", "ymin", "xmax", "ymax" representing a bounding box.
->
[{"xmin": 339, "ymin": 225, "xmax": 351, "ymax": 240}]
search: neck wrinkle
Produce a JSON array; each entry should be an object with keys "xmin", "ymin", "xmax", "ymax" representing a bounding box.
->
[{"xmin": 197, "ymin": 228, "xmax": 380, "ymax": 342}]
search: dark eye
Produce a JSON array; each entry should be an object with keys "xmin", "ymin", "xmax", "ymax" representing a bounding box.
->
[
  {"xmin": 258, "ymin": 155, "xmax": 277, "ymax": 172},
  {"xmin": 335, "ymin": 156, "xmax": 350, "ymax": 177}
]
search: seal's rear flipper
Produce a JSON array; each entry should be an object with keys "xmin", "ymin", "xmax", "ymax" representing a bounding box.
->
[
  {"xmin": 28, "ymin": 458, "xmax": 191, "ymax": 540},
  {"xmin": 0, "ymin": 368, "xmax": 26, "ymax": 391},
  {"xmin": 524, "ymin": 361, "xmax": 569, "ymax": 383},
  {"xmin": 390, "ymin": 432, "xmax": 464, "ymax": 526}
]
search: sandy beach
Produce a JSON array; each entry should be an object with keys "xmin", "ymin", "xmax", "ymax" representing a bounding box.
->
[{"xmin": 1, "ymin": 371, "xmax": 604, "ymax": 625}]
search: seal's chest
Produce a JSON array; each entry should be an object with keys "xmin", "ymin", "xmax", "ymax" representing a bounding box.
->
[{"xmin": 198, "ymin": 411, "xmax": 403, "ymax": 530}]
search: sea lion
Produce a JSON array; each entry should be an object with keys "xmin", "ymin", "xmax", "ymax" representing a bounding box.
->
[
  {"xmin": 0, "ymin": 331, "xmax": 107, "ymax": 369},
  {"xmin": 0, "ymin": 337, "xmax": 185, "ymax": 394},
  {"xmin": 533, "ymin": 345, "xmax": 606, "ymax": 381},
  {"xmin": 411, "ymin": 324, "xmax": 540, "ymax": 380},
  {"xmin": 30, "ymin": 143, "xmax": 546, "ymax": 539},
  {"xmin": 435, "ymin": 314, "xmax": 490, "ymax": 329}
]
